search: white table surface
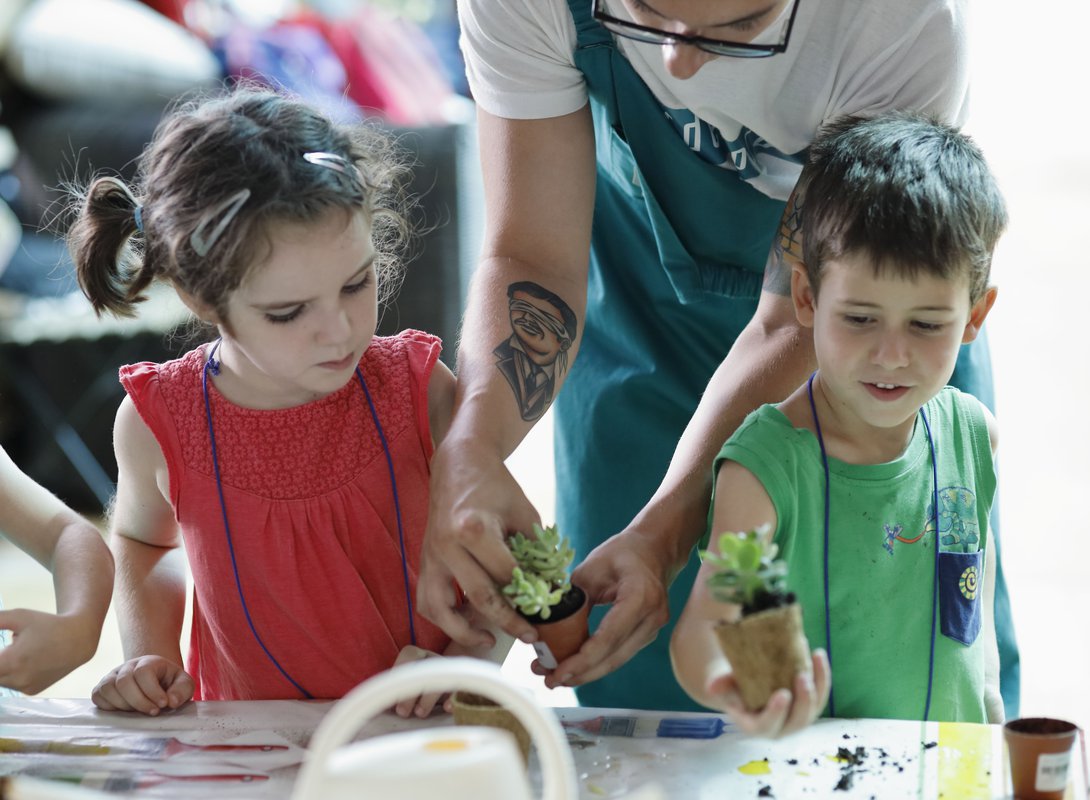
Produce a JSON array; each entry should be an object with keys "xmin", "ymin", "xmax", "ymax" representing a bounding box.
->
[{"xmin": 0, "ymin": 697, "xmax": 1087, "ymax": 799}]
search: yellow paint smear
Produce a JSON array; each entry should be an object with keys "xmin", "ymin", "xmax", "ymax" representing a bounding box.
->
[
  {"xmin": 739, "ymin": 758, "xmax": 772, "ymax": 775},
  {"xmin": 0, "ymin": 737, "xmax": 110, "ymax": 756},
  {"xmin": 937, "ymin": 721, "xmax": 992, "ymax": 800},
  {"xmin": 423, "ymin": 738, "xmax": 470, "ymax": 752}
]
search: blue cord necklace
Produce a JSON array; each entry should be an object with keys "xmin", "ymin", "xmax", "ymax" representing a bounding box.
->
[
  {"xmin": 201, "ymin": 340, "xmax": 417, "ymax": 699},
  {"xmin": 806, "ymin": 372, "xmax": 940, "ymax": 721}
]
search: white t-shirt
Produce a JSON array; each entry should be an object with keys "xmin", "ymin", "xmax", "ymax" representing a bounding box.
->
[{"xmin": 459, "ymin": 0, "xmax": 969, "ymax": 200}]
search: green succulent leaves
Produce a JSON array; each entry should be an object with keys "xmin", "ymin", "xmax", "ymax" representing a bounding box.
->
[
  {"xmin": 502, "ymin": 523, "xmax": 574, "ymax": 620},
  {"xmin": 702, "ymin": 525, "xmax": 789, "ymax": 612}
]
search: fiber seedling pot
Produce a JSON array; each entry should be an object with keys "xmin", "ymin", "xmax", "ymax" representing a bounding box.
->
[
  {"xmin": 1003, "ymin": 717, "xmax": 1078, "ymax": 800},
  {"xmin": 714, "ymin": 602, "xmax": 811, "ymax": 711},
  {"xmin": 450, "ymin": 691, "xmax": 532, "ymax": 765},
  {"xmin": 522, "ymin": 585, "xmax": 590, "ymax": 671}
]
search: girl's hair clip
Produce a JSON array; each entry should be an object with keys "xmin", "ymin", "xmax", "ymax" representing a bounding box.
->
[
  {"xmin": 190, "ymin": 188, "xmax": 251, "ymax": 257},
  {"xmin": 303, "ymin": 151, "xmax": 366, "ymax": 187}
]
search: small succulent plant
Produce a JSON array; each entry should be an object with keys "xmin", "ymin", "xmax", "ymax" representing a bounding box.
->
[
  {"xmin": 702, "ymin": 525, "xmax": 791, "ymax": 615},
  {"xmin": 502, "ymin": 523, "xmax": 575, "ymax": 620}
]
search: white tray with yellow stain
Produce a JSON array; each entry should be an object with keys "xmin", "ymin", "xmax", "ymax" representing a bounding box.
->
[
  {"xmin": 554, "ymin": 708, "xmax": 1089, "ymax": 800},
  {"xmin": 0, "ymin": 698, "xmax": 1086, "ymax": 799}
]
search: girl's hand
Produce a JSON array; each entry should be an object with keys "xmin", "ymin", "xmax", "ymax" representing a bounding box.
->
[
  {"xmin": 711, "ymin": 649, "xmax": 830, "ymax": 739},
  {"xmin": 0, "ymin": 608, "xmax": 99, "ymax": 694},
  {"xmin": 391, "ymin": 645, "xmax": 449, "ymax": 718},
  {"xmin": 92, "ymin": 656, "xmax": 194, "ymax": 716}
]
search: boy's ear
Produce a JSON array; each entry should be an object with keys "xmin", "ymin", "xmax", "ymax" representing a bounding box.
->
[
  {"xmin": 962, "ymin": 286, "xmax": 998, "ymax": 344},
  {"xmin": 792, "ymin": 262, "xmax": 816, "ymax": 328},
  {"xmin": 175, "ymin": 285, "xmax": 221, "ymax": 325}
]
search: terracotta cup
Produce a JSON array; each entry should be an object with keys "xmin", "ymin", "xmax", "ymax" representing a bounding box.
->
[
  {"xmin": 528, "ymin": 585, "xmax": 590, "ymax": 671},
  {"xmin": 1003, "ymin": 717, "xmax": 1079, "ymax": 800}
]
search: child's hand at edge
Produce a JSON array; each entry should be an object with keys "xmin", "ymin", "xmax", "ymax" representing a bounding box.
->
[
  {"xmin": 0, "ymin": 608, "xmax": 101, "ymax": 695},
  {"xmin": 390, "ymin": 624, "xmax": 517, "ymax": 719},
  {"xmin": 710, "ymin": 648, "xmax": 830, "ymax": 739},
  {"xmin": 91, "ymin": 656, "xmax": 195, "ymax": 716},
  {"xmin": 391, "ymin": 645, "xmax": 448, "ymax": 718}
]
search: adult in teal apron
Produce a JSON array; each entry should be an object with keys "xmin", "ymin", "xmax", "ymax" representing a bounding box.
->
[{"xmin": 554, "ymin": 0, "xmax": 1019, "ymax": 715}]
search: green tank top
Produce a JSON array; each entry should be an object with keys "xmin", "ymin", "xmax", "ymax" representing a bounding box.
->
[{"xmin": 712, "ymin": 387, "xmax": 995, "ymax": 722}]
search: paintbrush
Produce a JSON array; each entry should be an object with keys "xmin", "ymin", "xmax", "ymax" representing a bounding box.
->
[{"xmin": 0, "ymin": 735, "xmax": 287, "ymax": 758}]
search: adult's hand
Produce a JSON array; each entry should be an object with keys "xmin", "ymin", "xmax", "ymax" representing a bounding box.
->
[
  {"xmin": 537, "ymin": 528, "xmax": 676, "ymax": 688},
  {"xmin": 418, "ymin": 437, "xmax": 541, "ymax": 648}
]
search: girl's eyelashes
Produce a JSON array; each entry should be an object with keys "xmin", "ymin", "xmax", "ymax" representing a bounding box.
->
[
  {"xmin": 262, "ymin": 273, "xmax": 372, "ymax": 324},
  {"xmin": 341, "ymin": 273, "xmax": 372, "ymax": 295},
  {"xmin": 266, "ymin": 306, "xmax": 303, "ymax": 324}
]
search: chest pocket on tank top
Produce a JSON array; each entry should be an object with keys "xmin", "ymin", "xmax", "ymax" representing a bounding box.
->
[{"xmin": 938, "ymin": 549, "xmax": 983, "ymax": 646}]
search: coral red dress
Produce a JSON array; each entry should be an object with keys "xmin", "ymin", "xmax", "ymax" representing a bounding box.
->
[{"xmin": 120, "ymin": 330, "xmax": 449, "ymax": 700}]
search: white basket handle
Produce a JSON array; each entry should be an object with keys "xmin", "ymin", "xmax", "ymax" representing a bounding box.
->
[{"xmin": 291, "ymin": 657, "xmax": 578, "ymax": 800}]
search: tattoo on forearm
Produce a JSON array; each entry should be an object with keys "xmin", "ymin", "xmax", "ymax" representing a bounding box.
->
[
  {"xmin": 493, "ymin": 281, "xmax": 577, "ymax": 422},
  {"xmin": 764, "ymin": 191, "xmax": 805, "ymax": 297}
]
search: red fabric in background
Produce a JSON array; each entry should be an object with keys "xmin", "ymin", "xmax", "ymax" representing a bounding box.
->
[
  {"xmin": 139, "ymin": 0, "xmax": 190, "ymax": 25},
  {"xmin": 284, "ymin": 7, "xmax": 456, "ymax": 125},
  {"xmin": 137, "ymin": 1, "xmax": 457, "ymax": 125},
  {"xmin": 284, "ymin": 8, "xmax": 387, "ymax": 116}
]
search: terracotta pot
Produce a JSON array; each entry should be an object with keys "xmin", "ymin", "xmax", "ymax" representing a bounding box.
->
[
  {"xmin": 524, "ymin": 585, "xmax": 590, "ymax": 671},
  {"xmin": 714, "ymin": 602, "xmax": 811, "ymax": 711},
  {"xmin": 1003, "ymin": 717, "xmax": 1078, "ymax": 799},
  {"xmin": 450, "ymin": 690, "xmax": 532, "ymax": 765}
]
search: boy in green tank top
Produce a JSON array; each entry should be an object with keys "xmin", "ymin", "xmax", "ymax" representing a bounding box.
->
[{"xmin": 671, "ymin": 112, "xmax": 1007, "ymax": 736}]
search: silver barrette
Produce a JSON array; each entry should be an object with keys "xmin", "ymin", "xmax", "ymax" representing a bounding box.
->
[
  {"xmin": 303, "ymin": 151, "xmax": 365, "ymax": 187},
  {"xmin": 190, "ymin": 188, "xmax": 251, "ymax": 257}
]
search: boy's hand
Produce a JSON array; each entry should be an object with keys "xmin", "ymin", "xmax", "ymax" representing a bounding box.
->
[
  {"xmin": 92, "ymin": 656, "xmax": 194, "ymax": 716},
  {"xmin": 0, "ymin": 608, "xmax": 98, "ymax": 695},
  {"xmin": 712, "ymin": 649, "xmax": 830, "ymax": 738},
  {"xmin": 390, "ymin": 645, "xmax": 450, "ymax": 718}
]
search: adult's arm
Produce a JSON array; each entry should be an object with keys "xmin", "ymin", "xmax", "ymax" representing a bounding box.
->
[
  {"xmin": 418, "ymin": 104, "xmax": 596, "ymax": 647},
  {"xmin": 553, "ymin": 193, "xmax": 816, "ymax": 687}
]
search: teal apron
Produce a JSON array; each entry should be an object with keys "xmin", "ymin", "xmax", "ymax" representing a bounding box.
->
[{"xmin": 556, "ymin": 0, "xmax": 1018, "ymax": 714}]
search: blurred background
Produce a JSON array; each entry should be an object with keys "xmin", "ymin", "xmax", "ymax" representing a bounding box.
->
[{"xmin": 0, "ymin": 0, "xmax": 1086, "ymax": 732}]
